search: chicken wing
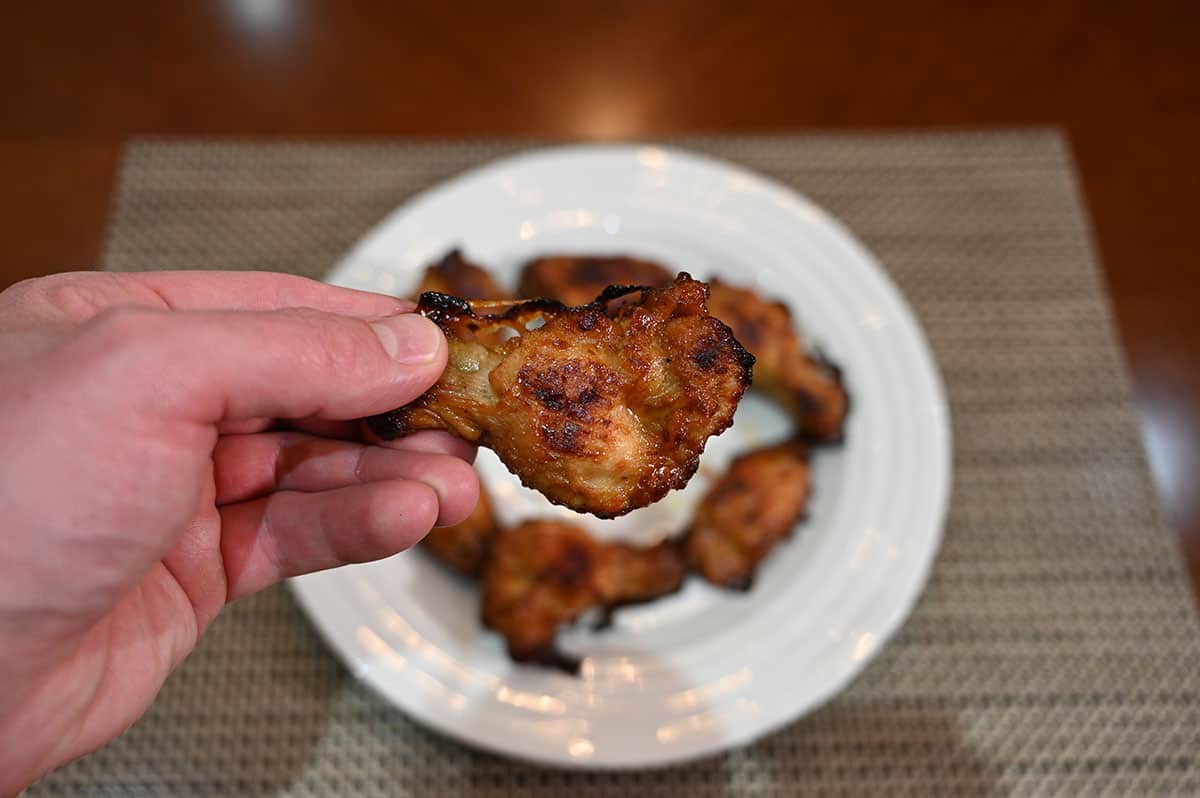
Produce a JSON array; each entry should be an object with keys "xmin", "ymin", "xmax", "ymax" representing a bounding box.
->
[
  {"xmin": 684, "ymin": 438, "xmax": 811, "ymax": 590},
  {"xmin": 415, "ymin": 248, "xmax": 512, "ymax": 301},
  {"xmin": 367, "ymin": 274, "xmax": 755, "ymax": 518},
  {"xmin": 706, "ymin": 280, "xmax": 848, "ymax": 443},
  {"xmin": 482, "ymin": 520, "xmax": 686, "ymax": 671},
  {"xmin": 518, "ymin": 254, "xmax": 673, "ymax": 306},
  {"xmin": 421, "ymin": 484, "xmax": 499, "ymax": 578}
]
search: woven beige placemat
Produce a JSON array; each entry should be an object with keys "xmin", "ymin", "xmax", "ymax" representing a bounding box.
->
[{"xmin": 29, "ymin": 132, "xmax": 1200, "ymax": 796}]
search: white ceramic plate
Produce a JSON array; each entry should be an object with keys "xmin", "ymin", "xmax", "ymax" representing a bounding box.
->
[{"xmin": 290, "ymin": 145, "xmax": 951, "ymax": 768}]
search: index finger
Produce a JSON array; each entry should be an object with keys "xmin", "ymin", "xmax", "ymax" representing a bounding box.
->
[
  {"xmin": 126, "ymin": 270, "xmax": 413, "ymax": 315},
  {"xmin": 5, "ymin": 270, "xmax": 411, "ymax": 324}
]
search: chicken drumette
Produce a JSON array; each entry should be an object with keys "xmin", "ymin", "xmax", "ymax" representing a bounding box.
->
[
  {"xmin": 518, "ymin": 254, "xmax": 674, "ymax": 307},
  {"xmin": 706, "ymin": 281, "xmax": 848, "ymax": 443},
  {"xmin": 684, "ymin": 438, "xmax": 811, "ymax": 590},
  {"xmin": 367, "ymin": 274, "xmax": 755, "ymax": 518},
  {"xmin": 482, "ymin": 520, "xmax": 686, "ymax": 671},
  {"xmin": 415, "ymin": 248, "xmax": 512, "ymax": 301}
]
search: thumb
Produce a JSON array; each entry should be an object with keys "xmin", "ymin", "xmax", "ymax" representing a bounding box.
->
[{"xmin": 68, "ymin": 305, "xmax": 446, "ymax": 423}]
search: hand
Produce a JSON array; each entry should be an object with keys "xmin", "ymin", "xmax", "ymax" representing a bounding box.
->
[{"xmin": 0, "ymin": 270, "xmax": 479, "ymax": 794}]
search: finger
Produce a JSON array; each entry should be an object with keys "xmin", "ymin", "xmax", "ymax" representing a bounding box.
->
[
  {"xmin": 2, "ymin": 270, "xmax": 412, "ymax": 324},
  {"xmin": 213, "ymin": 432, "xmax": 479, "ymax": 525},
  {"xmin": 69, "ymin": 305, "xmax": 447, "ymax": 423},
  {"xmin": 285, "ymin": 417, "xmax": 361, "ymax": 440},
  {"xmin": 232, "ymin": 418, "xmax": 362, "ymax": 440},
  {"xmin": 220, "ymin": 480, "xmax": 439, "ymax": 600},
  {"xmin": 218, "ymin": 417, "xmax": 276, "ymax": 435},
  {"xmin": 374, "ymin": 430, "xmax": 478, "ymax": 462},
  {"xmin": 361, "ymin": 421, "xmax": 478, "ymax": 462},
  {"xmin": 218, "ymin": 420, "xmax": 477, "ymax": 455},
  {"xmin": 126, "ymin": 271, "xmax": 413, "ymax": 315}
]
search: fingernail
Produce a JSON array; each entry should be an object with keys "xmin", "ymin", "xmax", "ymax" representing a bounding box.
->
[{"xmin": 370, "ymin": 314, "xmax": 444, "ymax": 364}]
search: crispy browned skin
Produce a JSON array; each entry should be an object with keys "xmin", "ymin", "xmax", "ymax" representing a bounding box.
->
[
  {"xmin": 367, "ymin": 274, "xmax": 755, "ymax": 518},
  {"xmin": 421, "ymin": 484, "xmax": 499, "ymax": 577},
  {"xmin": 521, "ymin": 257, "xmax": 846, "ymax": 442},
  {"xmin": 416, "ymin": 249, "xmax": 512, "ymax": 300},
  {"xmin": 706, "ymin": 280, "xmax": 848, "ymax": 443},
  {"xmin": 518, "ymin": 255, "xmax": 674, "ymax": 306},
  {"xmin": 415, "ymin": 250, "xmax": 512, "ymax": 348},
  {"xmin": 482, "ymin": 520, "xmax": 686, "ymax": 670},
  {"xmin": 684, "ymin": 439, "xmax": 811, "ymax": 590}
]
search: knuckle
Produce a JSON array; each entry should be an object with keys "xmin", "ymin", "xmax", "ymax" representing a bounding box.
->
[
  {"xmin": 87, "ymin": 304, "xmax": 167, "ymax": 342},
  {"xmin": 52, "ymin": 306, "xmax": 178, "ymax": 413},
  {"xmin": 0, "ymin": 276, "xmax": 45, "ymax": 307},
  {"xmin": 39, "ymin": 275, "xmax": 103, "ymax": 319},
  {"xmin": 79, "ymin": 306, "xmax": 176, "ymax": 379},
  {"xmin": 4, "ymin": 272, "xmax": 121, "ymax": 320}
]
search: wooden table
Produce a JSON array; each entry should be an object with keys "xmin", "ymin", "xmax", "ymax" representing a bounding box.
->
[{"xmin": 3, "ymin": 1, "xmax": 1197, "ymax": 596}]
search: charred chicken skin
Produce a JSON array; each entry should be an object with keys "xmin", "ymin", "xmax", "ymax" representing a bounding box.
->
[
  {"xmin": 367, "ymin": 274, "xmax": 755, "ymax": 518},
  {"xmin": 517, "ymin": 254, "xmax": 675, "ymax": 307},
  {"xmin": 421, "ymin": 485, "xmax": 499, "ymax": 578},
  {"xmin": 705, "ymin": 281, "xmax": 848, "ymax": 443},
  {"xmin": 482, "ymin": 520, "xmax": 686, "ymax": 671},
  {"xmin": 414, "ymin": 248, "xmax": 513, "ymax": 348},
  {"xmin": 684, "ymin": 438, "xmax": 811, "ymax": 590}
]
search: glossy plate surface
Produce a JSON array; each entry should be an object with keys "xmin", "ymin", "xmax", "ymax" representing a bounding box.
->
[{"xmin": 290, "ymin": 145, "xmax": 951, "ymax": 768}]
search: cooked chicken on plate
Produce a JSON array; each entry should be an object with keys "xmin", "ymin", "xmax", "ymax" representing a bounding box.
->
[
  {"xmin": 705, "ymin": 280, "xmax": 847, "ymax": 443},
  {"xmin": 368, "ymin": 274, "xmax": 755, "ymax": 518},
  {"xmin": 518, "ymin": 254, "xmax": 674, "ymax": 307},
  {"xmin": 415, "ymin": 248, "xmax": 512, "ymax": 301},
  {"xmin": 684, "ymin": 438, "xmax": 811, "ymax": 590},
  {"xmin": 482, "ymin": 520, "xmax": 686, "ymax": 672},
  {"xmin": 386, "ymin": 249, "xmax": 845, "ymax": 673}
]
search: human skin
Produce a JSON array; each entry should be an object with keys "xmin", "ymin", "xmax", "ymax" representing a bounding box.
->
[{"xmin": 0, "ymin": 270, "xmax": 480, "ymax": 795}]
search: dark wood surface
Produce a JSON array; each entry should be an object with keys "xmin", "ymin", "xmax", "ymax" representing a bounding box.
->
[{"xmin": 3, "ymin": 1, "xmax": 1198, "ymax": 597}]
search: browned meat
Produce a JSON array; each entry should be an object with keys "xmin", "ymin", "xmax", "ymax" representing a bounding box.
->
[
  {"xmin": 482, "ymin": 520, "xmax": 685, "ymax": 670},
  {"xmin": 518, "ymin": 255, "xmax": 674, "ymax": 306},
  {"xmin": 684, "ymin": 439, "xmax": 811, "ymax": 590},
  {"xmin": 706, "ymin": 280, "xmax": 848, "ymax": 443},
  {"xmin": 415, "ymin": 249, "xmax": 512, "ymax": 300},
  {"xmin": 367, "ymin": 274, "xmax": 755, "ymax": 518}
]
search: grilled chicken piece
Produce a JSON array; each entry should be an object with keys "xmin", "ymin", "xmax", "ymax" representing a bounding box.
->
[
  {"xmin": 706, "ymin": 281, "xmax": 847, "ymax": 443},
  {"xmin": 415, "ymin": 249, "xmax": 512, "ymax": 301},
  {"xmin": 685, "ymin": 438, "xmax": 811, "ymax": 590},
  {"xmin": 518, "ymin": 254, "xmax": 674, "ymax": 306},
  {"xmin": 367, "ymin": 274, "xmax": 754, "ymax": 518},
  {"xmin": 482, "ymin": 520, "xmax": 685, "ymax": 671}
]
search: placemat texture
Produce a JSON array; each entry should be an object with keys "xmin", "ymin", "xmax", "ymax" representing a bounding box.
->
[{"xmin": 29, "ymin": 132, "xmax": 1200, "ymax": 796}]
